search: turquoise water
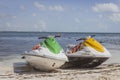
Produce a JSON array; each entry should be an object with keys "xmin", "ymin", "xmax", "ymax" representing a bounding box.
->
[{"xmin": 0, "ymin": 32, "xmax": 120, "ymax": 64}]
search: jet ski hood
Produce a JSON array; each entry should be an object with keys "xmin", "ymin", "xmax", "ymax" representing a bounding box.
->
[
  {"xmin": 83, "ymin": 37, "xmax": 104, "ymax": 52},
  {"xmin": 41, "ymin": 37, "xmax": 62, "ymax": 54}
]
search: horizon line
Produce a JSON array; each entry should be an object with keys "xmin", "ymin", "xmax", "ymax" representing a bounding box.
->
[{"xmin": 0, "ymin": 31, "xmax": 120, "ymax": 34}]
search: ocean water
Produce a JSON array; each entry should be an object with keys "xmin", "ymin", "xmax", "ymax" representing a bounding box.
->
[{"xmin": 0, "ymin": 32, "xmax": 120, "ymax": 66}]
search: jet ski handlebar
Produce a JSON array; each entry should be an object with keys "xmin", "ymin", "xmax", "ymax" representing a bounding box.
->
[
  {"xmin": 38, "ymin": 37, "xmax": 47, "ymax": 39},
  {"xmin": 76, "ymin": 38, "xmax": 86, "ymax": 41},
  {"xmin": 38, "ymin": 34, "xmax": 61, "ymax": 39},
  {"xmin": 76, "ymin": 35, "xmax": 96, "ymax": 41}
]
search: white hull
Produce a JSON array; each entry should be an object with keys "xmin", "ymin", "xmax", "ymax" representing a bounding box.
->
[
  {"xmin": 24, "ymin": 54, "xmax": 66, "ymax": 71},
  {"xmin": 23, "ymin": 47, "xmax": 68, "ymax": 71},
  {"xmin": 63, "ymin": 46, "xmax": 111, "ymax": 68}
]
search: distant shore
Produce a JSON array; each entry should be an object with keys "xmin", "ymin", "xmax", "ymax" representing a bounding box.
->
[{"xmin": 0, "ymin": 63, "xmax": 120, "ymax": 80}]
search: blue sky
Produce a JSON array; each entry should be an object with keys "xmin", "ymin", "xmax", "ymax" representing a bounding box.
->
[{"xmin": 0, "ymin": 0, "xmax": 120, "ymax": 32}]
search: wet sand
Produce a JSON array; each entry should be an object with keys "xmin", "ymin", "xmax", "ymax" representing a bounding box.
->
[{"xmin": 0, "ymin": 63, "xmax": 120, "ymax": 80}]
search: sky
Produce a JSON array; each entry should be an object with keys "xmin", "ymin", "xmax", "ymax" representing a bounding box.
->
[{"xmin": 0, "ymin": 0, "xmax": 120, "ymax": 32}]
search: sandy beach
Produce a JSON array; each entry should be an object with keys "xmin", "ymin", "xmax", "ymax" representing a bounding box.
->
[{"xmin": 0, "ymin": 63, "xmax": 120, "ymax": 80}]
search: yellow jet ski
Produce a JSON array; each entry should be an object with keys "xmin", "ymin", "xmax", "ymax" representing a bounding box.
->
[{"xmin": 63, "ymin": 35, "xmax": 111, "ymax": 68}]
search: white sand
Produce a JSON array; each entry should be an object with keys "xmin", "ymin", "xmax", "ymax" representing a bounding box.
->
[{"xmin": 0, "ymin": 63, "xmax": 120, "ymax": 80}]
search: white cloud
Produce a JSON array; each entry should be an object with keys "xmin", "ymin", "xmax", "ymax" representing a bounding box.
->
[
  {"xmin": 49, "ymin": 5, "xmax": 64, "ymax": 11},
  {"xmin": 34, "ymin": 1, "xmax": 45, "ymax": 10},
  {"xmin": 34, "ymin": 1, "xmax": 64, "ymax": 12},
  {"xmin": 109, "ymin": 13, "xmax": 120, "ymax": 22},
  {"xmin": 92, "ymin": 3, "xmax": 119, "ymax": 12}
]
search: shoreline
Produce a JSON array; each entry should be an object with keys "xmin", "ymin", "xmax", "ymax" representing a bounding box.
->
[{"xmin": 0, "ymin": 63, "xmax": 120, "ymax": 80}]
